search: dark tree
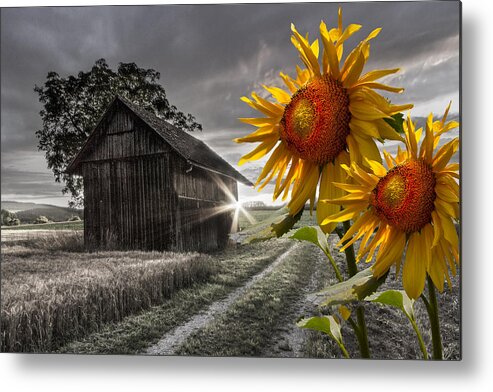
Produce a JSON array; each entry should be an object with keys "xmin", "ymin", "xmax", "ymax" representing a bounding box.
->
[{"xmin": 35, "ymin": 58, "xmax": 202, "ymax": 207}]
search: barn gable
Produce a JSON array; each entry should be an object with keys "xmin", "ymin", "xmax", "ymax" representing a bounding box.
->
[
  {"xmin": 66, "ymin": 96, "xmax": 251, "ymax": 252},
  {"xmin": 66, "ymin": 96, "xmax": 252, "ymax": 186}
]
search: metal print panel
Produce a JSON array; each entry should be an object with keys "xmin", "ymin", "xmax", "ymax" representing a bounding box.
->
[{"xmin": 0, "ymin": 1, "xmax": 460, "ymax": 359}]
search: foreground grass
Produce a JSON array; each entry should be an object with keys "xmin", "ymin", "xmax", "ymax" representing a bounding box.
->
[
  {"xmin": 303, "ymin": 243, "xmax": 461, "ymax": 360},
  {"xmin": 57, "ymin": 239, "xmax": 289, "ymax": 354},
  {"xmin": 175, "ymin": 243, "xmax": 316, "ymax": 357},
  {"xmin": 1, "ymin": 235, "xmax": 214, "ymax": 353}
]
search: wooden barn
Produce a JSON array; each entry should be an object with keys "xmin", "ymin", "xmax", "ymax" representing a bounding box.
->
[{"xmin": 66, "ymin": 96, "xmax": 252, "ymax": 252}]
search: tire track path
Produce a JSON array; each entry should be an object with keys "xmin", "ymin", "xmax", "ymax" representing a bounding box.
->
[{"xmin": 145, "ymin": 243, "xmax": 300, "ymax": 356}]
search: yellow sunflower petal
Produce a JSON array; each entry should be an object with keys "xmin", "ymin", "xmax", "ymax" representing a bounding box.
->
[
  {"xmin": 404, "ymin": 115, "xmax": 419, "ymax": 159},
  {"xmin": 363, "ymin": 225, "xmax": 387, "ymax": 263},
  {"xmin": 317, "ymin": 162, "xmax": 346, "ymax": 233},
  {"xmin": 365, "ymin": 158, "xmax": 387, "ymax": 177},
  {"xmin": 338, "ymin": 23, "xmax": 362, "ymax": 44},
  {"xmin": 337, "ymin": 210, "xmax": 374, "ymax": 247},
  {"xmin": 343, "ymin": 51, "xmax": 366, "ymax": 87},
  {"xmin": 320, "ymin": 21, "xmax": 340, "ymax": 78},
  {"xmin": 255, "ymin": 143, "xmax": 288, "ymax": 187},
  {"xmin": 233, "ymin": 125, "xmax": 278, "ymax": 143},
  {"xmin": 364, "ymin": 27, "xmax": 382, "ymax": 42},
  {"xmin": 358, "ymin": 68, "xmax": 400, "ymax": 84},
  {"xmin": 251, "ymin": 92, "xmax": 284, "ymax": 117},
  {"xmin": 440, "ymin": 101, "xmax": 452, "ymax": 126},
  {"xmin": 279, "ymin": 72, "xmax": 298, "ymax": 93},
  {"xmin": 241, "ymin": 95, "xmax": 281, "ymax": 118},
  {"xmin": 350, "ymin": 100, "xmax": 390, "ymax": 121},
  {"xmin": 263, "ymin": 85, "xmax": 292, "ymax": 105},
  {"xmin": 428, "ymin": 255, "xmax": 445, "ymax": 293},
  {"xmin": 383, "ymin": 150, "xmax": 396, "ymax": 169},
  {"xmin": 436, "ymin": 183, "xmax": 460, "ymax": 203},
  {"xmin": 431, "ymin": 211, "xmax": 443, "ymax": 248},
  {"xmin": 373, "ymin": 229, "xmax": 406, "ymax": 278},
  {"xmin": 349, "ymin": 117, "xmax": 381, "ymax": 139},
  {"xmin": 273, "ymin": 155, "xmax": 291, "ymax": 196},
  {"xmin": 239, "ymin": 117, "xmax": 278, "ymax": 127},
  {"xmin": 291, "ymin": 24, "xmax": 321, "ymax": 77},
  {"xmin": 276, "ymin": 156, "xmax": 300, "ymax": 199},
  {"xmin": 350, "ymin": 81, "xmax": 404, "ymax": 93},
  {"xmin": 433, "ymin": 138, "xmax": 459, "ymax": 172},
  {"xmin": 238, "ymin": 137, "xmax": 278, "ymax": 166},
  {"xmin": 287, "ymin": 162, "xmax": 320, "ymax": 215},
  {"xmin": 352, "ymin": 133, "xmax": 383, "ymax": 163},
  {"xmin": 332, "ymin": 181, "xmax": 370, "ymax": 193},
  {"xmin": 439, "ymin": 211, "xmax": 459, "ymax": 249},
  {"xmin": 402, "ymin": 231, "xmax": 426, "ymax": 299},
  {"xmin": 435, "ymin": 197, "xmax": 458, "ymax": 219},
  {"xmin": 355, "ymin": 215, "xmax": 380, "ymax": 259}
]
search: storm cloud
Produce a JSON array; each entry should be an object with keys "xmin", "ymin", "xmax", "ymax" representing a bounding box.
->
[{"xmin": 0, "ymin": 1, "xmax": 460, "ymax": 206}]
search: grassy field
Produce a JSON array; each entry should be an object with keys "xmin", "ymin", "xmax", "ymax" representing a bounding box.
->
[
  {"xmin": 0, "ymin": 209, "xmax": 460, "ymax": 358},
  {"xmin": 1, "ymin": 220, "xmax": 84, "ymax": 231},
  {"xmin": 1, "ymin": 234, "xmax": 214, "ymax": 352},
  {"xmin": 3, "ymin": 206, "xmax": 310, "ymax": 232},
  {"xmin": 58, "ymin": 239, "xmax": 292, "ymax": 354}
]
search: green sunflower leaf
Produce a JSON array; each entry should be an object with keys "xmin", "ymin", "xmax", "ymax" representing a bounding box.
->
[
  {"xmin": 241, "ymin": 208, "xmax": 303, "ymax": 243},
  {"xmin": 289, "ymin": 225, "xmax": 330, "ymax": 254},
  {"xmin": 297, "ymin": 315, "xmax": 343, "ymax": 345},
  {"xmin": 384, "ymin": 113, "xmax": 405, "ymax": 134},
  {"xmin": 297, "ymin": 315, "xmax": 350, "ymax": 358},
  {"xmin": 365, "ymin": 290, "xmax": 415, "ymax": 320},
  {"xmin": 271, "ymin": 208, "xmax": 304, "ymax": 237},
  {"xmin": 309, "ymin": 266, "xmax": 388, "ymax": 306},
  {"xmin": 364, "ymin": 290, "xmax": 429, "ymax": 359}
]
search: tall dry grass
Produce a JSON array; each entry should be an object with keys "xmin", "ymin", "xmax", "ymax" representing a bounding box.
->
[
  {"xmin": 1, "ymin": 230, "xmax": 85, "ymax": 252},
  {"xmin": 1, "ymin": 233, "xmax": 215, "ymax": 352}
]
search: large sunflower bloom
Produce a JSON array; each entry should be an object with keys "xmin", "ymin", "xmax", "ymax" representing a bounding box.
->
[
  {"xmin": 322, "ymin": 105, "xmax": 459, "ymax": 299},
  {"xmin": 235, "ymin": 8, "xmax": 413, "ymax": 232}
]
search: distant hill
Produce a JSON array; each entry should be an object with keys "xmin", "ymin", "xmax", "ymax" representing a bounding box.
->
[
  {"xmin": 1, "ymin": 201, "xmax": 53, "ymax": 212},
  {"xmin": 1, "ymin": 201, "xmax": 82, "ymax": 223}
]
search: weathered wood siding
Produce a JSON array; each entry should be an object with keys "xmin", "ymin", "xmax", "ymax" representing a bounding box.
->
[
  {"xmin": 80, "ymin": 102, "xmax": 238, "ymax": 252},
  {"xmin": 173, "ymin": 158, "xmax": 238, "ymax": 252},
  {"xmin": 82, "ymin": 104, "xmax": 168, "ymax": 162},
  {"xmin": 82, "ymin": 155, "xmax": 176, "ymax": 250}
]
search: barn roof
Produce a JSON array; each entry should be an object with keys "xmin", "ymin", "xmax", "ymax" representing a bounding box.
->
[{"xmin": 66, "ymin": 96, "xmax": 253, "ymax": 186}]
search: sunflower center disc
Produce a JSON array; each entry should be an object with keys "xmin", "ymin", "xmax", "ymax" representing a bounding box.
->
[
  {"xmin": 280, "ymin": 75, "xmax": 351, "ymax": 164},
  {"xmin": 371, "ymin": 159, "xmax": 437, "ymax": 233}
]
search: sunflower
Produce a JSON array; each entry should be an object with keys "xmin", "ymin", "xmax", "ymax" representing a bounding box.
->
[
  {"xmin": 235, "ymin": 8, "xmax": 413, "ymax": 233},
  {"xmin": 322, "ymin": 105, "xmax": 459, "ymax": 299}
]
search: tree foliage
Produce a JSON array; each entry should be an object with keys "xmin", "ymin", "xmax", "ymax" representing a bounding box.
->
[
  {"xmin": 35, "ymin": 58, "xmax": 202, "ymax": 207},
  {"xmin": 34, "ymin": 216, "xmax": 50, "ymax": 224},
  {"xmin": 1, "ymin": 209, "xmax": 20, "ymax": 226}
]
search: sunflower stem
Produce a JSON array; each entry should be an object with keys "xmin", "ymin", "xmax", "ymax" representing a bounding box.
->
[
  {"xmin": 342, "ymin": 221, "xmax": 359, "ymax": 277},
  {"xmin": 425, "ymin": 274, "xmax": 443, "ymax": 360},
  {"xmin": 323, "ymin": 248, "xmax": 344, "ymax": 282},
  {"xmin": 324, "ymin": 243, "xmax": 360, "ymax": 354},
  {"xmin": 409, "ymin": 317, "xmax": 429, "ymax": 360},
  {"xmin": 342, "ymin": 220, "xmax": 371, "ymax": 359},
  {"xmin": 337, "ymin": 341, "xmax": 350, "ymax": 359}
]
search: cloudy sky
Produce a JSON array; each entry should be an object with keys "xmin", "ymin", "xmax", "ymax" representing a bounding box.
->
[{"xmin": 1, "ymin": 1, "xmax": 460, "ymax": 207}]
